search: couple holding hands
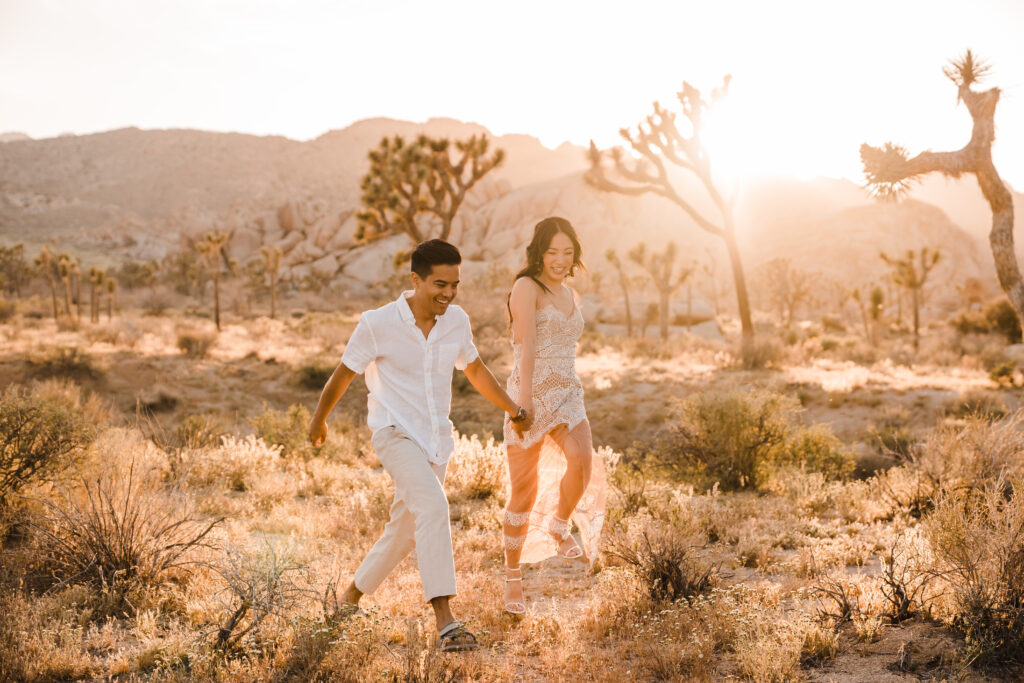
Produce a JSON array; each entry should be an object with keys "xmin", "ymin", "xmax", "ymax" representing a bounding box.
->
[{"xmin": 308, "ymin": 217, "xmax": 605, "ymax": 652}]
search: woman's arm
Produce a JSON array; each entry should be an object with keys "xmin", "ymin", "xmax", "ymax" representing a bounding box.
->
[{"xmin": 509, "ymin": 278, "xmax": 538, "ymax": 412}]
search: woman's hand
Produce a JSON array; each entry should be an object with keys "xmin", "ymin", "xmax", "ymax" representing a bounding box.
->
[{"xmin": 510, "ymin": 399, "xmax": 534, "ymax": 437}]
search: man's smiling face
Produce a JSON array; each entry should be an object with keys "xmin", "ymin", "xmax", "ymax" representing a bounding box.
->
[{"xmin": 411, "ymin": 263, "xmax": 460, "ymax": 317}]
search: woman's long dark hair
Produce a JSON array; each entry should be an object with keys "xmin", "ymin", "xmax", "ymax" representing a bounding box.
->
[{"xmin": 507, "ymin": 216, "xmax": 585, "ymax": 324}]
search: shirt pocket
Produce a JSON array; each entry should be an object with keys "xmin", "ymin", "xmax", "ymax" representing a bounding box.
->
[{"xmin": 434, "ymin": 343, "xmax": 460, "ymax": 374}]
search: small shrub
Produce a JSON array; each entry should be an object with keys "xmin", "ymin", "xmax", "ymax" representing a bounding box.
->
[
  {"xmin": 446, "ymin": 432, "xmax": 507, "ymax": 502},
  {"xmin": 0, "ymin": 384, "xmax": 96, "ymax": 503},
  {"xmin": 925, "ymin": 477, "xmax": 1024, "ymax": 664},
  {"xmin": 249, "ymin": 403, "xmax": 312, "ymax": 458},
  {"xmin": 295, "ymin": 361, "xmax": 334, "ymax": 390},
  {"xmin": 607, "ymin": 518, "xmax": 717, "ymax": 603},
  {"xmin": 983, "ymin": 297, "xmax": 1023, "ymax": 343},
  {"xmin": 943, "ymin": 389, "xmax": 1008, "ymax": 420},
  {"xmin": 173, "ymin": 413, "xmax": 225, "ymax": 450},
  {"xmin": 176, "ymin": 329, "xmax": 216, "ymax": 358},
  {"xmin": 820, "ymin": 337, "xmax": 840, "ymax": 352},
  {"xmin": 662, "ymin": 388, "xmax": 796, "ymax": 489},
  {"xmin": 866, "ymin": 406, "xmax": 913, "ymax": 457},
  {"xmin": 179, "ymin": 434, "xmax": 281, "ymax": 491},
  {"xmin": 734, "ymin": 336, "xmax": 784, "ymax": 370},
  {"xmin": 767, "ymin": 423, "xmax": 855, "ymax": 481},
  {"xmin": 0, "ymin": 297, "xmax": 14, "ymax": 322},
  {"xmin": 800, "ymin": 623, "xmax": 839, "ymax": 666},
  {"xmin": 29, "ymin": 455, "xmax": 222, "ymax": 590},
  {"xmin": 27, "ymin": 346, "xmax": 102, "ymax": 383},
  {"xmin": 879, "ymin": 531, "xmax": 935, "ymax": 623}
]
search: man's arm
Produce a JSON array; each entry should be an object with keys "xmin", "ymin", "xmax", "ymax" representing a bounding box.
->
[
  {"xmin": 462, "ymin": 357, "xmax": 534, "ymax": 434},
  {"xmin": 308, "ymin": 362, "xmax": 358, "ymax": 447}
]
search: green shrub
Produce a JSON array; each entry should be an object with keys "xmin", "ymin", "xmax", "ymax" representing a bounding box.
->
[
  {"xmin": 983, "ymin": 297, "xmax": 1022, "ymax": 343},
  {"xmin": 769, "ymin": 424, "xmax": 855, "ymax": 481},
  {"xmin": 27, "ymin": 347, "xmax": 101, "ymax": 383},
  {"xmin": 295, "ymin": 361, "xmax": 334, "ymax": 391},
  {"xmin": 663, "ymin": 389, "xmax": 795, "ymax": 489},
  {"xmin": 0, "ymin": 385, "xmax": 96, "ymax": 503},
  {"xmin": 925, "ymin": 478, "xmax": 1024, "ymax": 664},
  {"xmin": 249, "ymin": 403, "xmax": 312, "ymax": 458}
]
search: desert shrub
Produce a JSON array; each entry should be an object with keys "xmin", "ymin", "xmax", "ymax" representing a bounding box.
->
[
  {"xmin": 0, "ymin": 384, "xmax": 96, "ymax": 503},
  {"xmin": 28, "ymin": 455, "xmax": 222, "ymax": 590},
  {"xmin": 250, "ymin": 403, "xmax": 312, "ymax": 458},
  {"xmin": 176, "ymin": 329, "xmax": 216, "ymax": 358},
  {"xmin": 943, "ymin": 389, "xmax": 1008, "ymax": 420},
  {"xmin": 0, "ymin": 297, "xmax": 13, "ymax": 322},
  {"xmin": 661, "ymin": 388, "xmax": 796, "ymax": 489},
  {"xmin": 925, "ymin": 477, "xmax": 1024, "ymax": 664},
  {"xmin": 607, "ymin": 517, "xmax": 716, "ymax": 603},
  {"xmin": 446, "ymin": 432, "xmax": 507, "ymax": 503},
  {"xmin": 295, "ymin": 360, "xmax": 334, "ymax": 390},
  {"xmin": 879, "ymin": 530, "xmax": 935, "ymax": 623},
  {"xmin": 733, "ymin": 335, "xmax": 784, "ymax": 369},
  {"xmin": 765, "ymin": 423, "xmax": 855, "ymax": 481},
  {"xmin": 820, "ymin": 337, "xmax": 840, "ymax": 352},
  {"xmin": 27, "ymin": 346, "xmax": 102, "ymax": 383},
  {"xmin": 179, "ymin": 434, "xmax": 282, "ymax": 491},
  {"xmin": 208, "ymin": 539, "xmax": 312, "ymax": 651},
  {"xmin": 866, "ymin": 405, "xmax": 913, "ymax": 457},
  {"xmin": 950, "ymin": 308, "xmax": 989, "ymax": 336},
  {"xmin": 984, "ymin": 297, "xmax": 1023, "ymax": 343},
  {"xmin": 172, "ymin": 413, "xmax": 225, "ymax": 450}
]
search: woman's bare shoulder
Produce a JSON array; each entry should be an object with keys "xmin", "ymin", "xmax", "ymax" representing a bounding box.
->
[{"xmin": 510, "ymin": 276, "xmax": 541, "ymax": 300}]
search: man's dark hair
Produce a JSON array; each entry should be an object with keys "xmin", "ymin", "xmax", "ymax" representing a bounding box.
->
[{"xmin": 410, "ymin": 239, "xmax": 461, "ymax": 278}]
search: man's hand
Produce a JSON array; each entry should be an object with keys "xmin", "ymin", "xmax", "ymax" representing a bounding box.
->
[
  {"xmin": 510, "ymin": 408, "xmax": 534, "ymax": 437},
  {"xmin": 309, "ymin": 419, "xmax": 327, "ymax": 448}
]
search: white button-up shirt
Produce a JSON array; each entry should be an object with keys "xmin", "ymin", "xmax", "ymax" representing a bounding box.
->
[{"xmin": 341, "ymin": 291, "xmax": 479, "ymax": 465}]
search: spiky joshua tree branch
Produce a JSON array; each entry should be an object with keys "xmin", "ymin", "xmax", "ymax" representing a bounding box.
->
[{"xmin": 861, "ymin": 50, "xmax": 1023, "ymax": 330}]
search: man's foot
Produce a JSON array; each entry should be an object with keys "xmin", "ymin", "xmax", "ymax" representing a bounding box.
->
[
  {"xmin": 504, "ymin": 566, "xmax": 526, "ymax": 615},
  {"xmin": 436, "ymin": 621, "xmax": 479, "ymax": 652},
  {"xmin": 549, "ymin": 516, "xmax": 583, "ymax": 559}
]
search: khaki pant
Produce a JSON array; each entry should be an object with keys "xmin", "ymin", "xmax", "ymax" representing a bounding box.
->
[{"xmin": 353, "ymin": 425, "xmax": 456, "ymax": 602}]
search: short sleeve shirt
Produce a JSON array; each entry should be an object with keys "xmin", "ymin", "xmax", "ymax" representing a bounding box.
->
[{"xmin": 341, "ymin": 290, "xmax": 479, "ymax": 464}]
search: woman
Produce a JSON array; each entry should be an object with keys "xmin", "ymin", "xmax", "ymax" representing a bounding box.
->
[{"xmin": 501, "ymin": 216, "xmax": 606, "ymax": 615}]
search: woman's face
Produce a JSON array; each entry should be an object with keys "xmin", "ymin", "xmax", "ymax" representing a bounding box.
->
[{"xmin": 541, "ymin": 232, "xmax": 575, "ymax": 283}]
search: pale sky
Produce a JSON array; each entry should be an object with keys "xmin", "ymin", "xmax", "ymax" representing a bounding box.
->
[{"xmin": 2, "ymin": 0, "xmax": 1024, "ymax": 186}]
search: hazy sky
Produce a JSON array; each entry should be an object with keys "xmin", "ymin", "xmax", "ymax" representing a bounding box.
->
[{"xmin": 3, "ymin": 0, "xmax": 1024, "ymax": 186}]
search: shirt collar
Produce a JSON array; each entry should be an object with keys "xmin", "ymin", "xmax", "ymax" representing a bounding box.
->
[{"xmin": 397, "ymin": 290, "xmax": 439, "ymax": 326}]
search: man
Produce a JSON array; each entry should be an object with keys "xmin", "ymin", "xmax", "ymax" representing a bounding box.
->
[{"xmin": 308, "ymin": 239, "xmax": 531, "ymax": 652}]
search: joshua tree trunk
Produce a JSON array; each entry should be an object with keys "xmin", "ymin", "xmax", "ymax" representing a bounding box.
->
[
  {"xmin": 213, "ymin": 269, "xmax": 221, "ymax": 331},
  {"xmin": 862, "ymin": 51, "xmax": 1023, "ymax": 329}
]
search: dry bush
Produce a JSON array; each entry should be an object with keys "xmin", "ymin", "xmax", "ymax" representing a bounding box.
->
[
  {"xmin": 607, "ymin": 516, "xmax": 717, "ymax": 603},
  {"xmin": 249, "ymin": 402, "xmax": 365, "ymax": 463},
  {"xmin": 732, "ymin": 335, "xmax": 785, "ymax": 369},
  {"xmin": 879, "ymin": 530, "xmax": 935, "ymax": 622},
  {"xmin": 176, "ymin": 434, "xmax": 282, "ymax": 491},
  {"xmin": 0, "ymin": 383, "xmax": 97, "ymax": 506},
  {"xmin": 661, "ymin": 388, "xmax": 851, "ymax": 491},
  {"xmin": 943, "ymin": 388, "xmax": 1009, "ymax": 420},
  {"xmin": 171, "ymin": 413, "xmax": 226, "ymax": 450},
  {"xmin": 295, "ymin": 359, "xmax": 334, "ymax": 390},
  {"xmin": 27, "ymin": 345, "xmax": 103, "ymax": 383},
  {"xmin": 925, "ymin": 477, "xmax": 1024, "ymax": 664},
  {"xmin": 446, "ymin": 432, "xmax": 507, "ymax": 503},
  {"xmin": 175, "ymin": 328, "xmax": 216, "ymax": 358},
  {"xmin": 866, "ymin": 405, "xmax": 914, "ymax": 457},
  {"xmin": 27, "ymin": 449, "xmax": 221, "ymax": 592}
]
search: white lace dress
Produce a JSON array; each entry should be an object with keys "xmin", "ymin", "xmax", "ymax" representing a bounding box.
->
[{"xmin": 503, "ymin": 303, "xmax": 606, "ymax": 564}]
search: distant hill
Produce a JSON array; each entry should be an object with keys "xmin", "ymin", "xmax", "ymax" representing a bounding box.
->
[
  {"xmin": 0, "ymin": 132, "xmax": 31, "ymax": 143},
  {"xmin": 0, "ymin": 118, "xmax": 1014, "ymax": 308}
]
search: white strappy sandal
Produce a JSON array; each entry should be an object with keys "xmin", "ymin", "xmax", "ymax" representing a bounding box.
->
[
  {"xmin": 549, "ymin": 515, "xmax": 583, "ymax": 559},
  {"xmin": 504, "ymin": 566, "xmax": 526, "ymax": 615}
]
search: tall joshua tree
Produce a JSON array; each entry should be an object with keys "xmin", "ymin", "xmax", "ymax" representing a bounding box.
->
[
  {"xmin": 105, "ymin": 277, "xmax": 117, "ymax": 321},
  {"xmin": 628, "ymin": 242, "xmax": 695, "ymax": 340},
  {"xmin": 56, "ymin": 254, "xmax": 73, "ymax": 319},
  {"xmin": 88, "ymin": 267, "xmax": 105, "ymax": 323},
  {"xmin": 861, "ymin": 50, "xmax": 1023, "ymax": 331},
  {"xmin": 196, "ymin": 231, "xmax": 230, "ymax": 331},
  {"xmin": 34, "ymin": 244, "xmax": 60, "ymax": 320},
  {"xmin": 69, "ymin": 257, "xmax": 82, "ymax": 322},
  {"xmin": 587, "ymin": 76, "xmax": 754, "ymax": 346},
  {"xmin": 880, "ymin": 248, "xmax": 941, "ymax": 350},
  {"xmin": 356, "ymin": 134, "xmax": 505, "ymax": 248},
  {"xmin": 260, "ymin": 245, "xmax": 283, "ymax": 319},
  {"xmin": 605, "ymin": 249, "xmax": 634, "ymax": 337}
]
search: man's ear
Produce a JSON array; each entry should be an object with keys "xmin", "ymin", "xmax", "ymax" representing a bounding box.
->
[{"xmin": 410, "ymin": 271, "xmax": 422, "ymax": 289}]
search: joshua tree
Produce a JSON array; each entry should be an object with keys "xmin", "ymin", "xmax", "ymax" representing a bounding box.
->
[
  {"xmin": 260, "ymin": 245, "xmax": 283, "ymax": 319},
  {"xmin": 356, "ymin": 134, "xmax": 505, "ymax": 250},
  {"xmin": 87, "ymin": 267, "xmax": 105, "ymax": 324},
  {"xmin": 195, "ymin": 231, "xmax": 230, "ymax": 331},
  {"xmin": 586, "ymin": 76, "xmax": 755, "ymax": 347},
  {"xmin": 754, "ymin": 258, "xmax": 817, "ymax": 329},
  {"xmin": 56, "ymin": 254, "xmax": 74, "ymax": 320},
  {"xmin": 605, "ymin": 249, "xmax": 634, "ymax": 337},
  {"xmin": 0, "ymin": 244, "xmax": 31, "ymax": 298},
  {"xmin": 105, "ymin": 277, "xmax": 117, "ymax": 321},
  {"xmin": 880, "ymin": 248, "xmax": 941, "ymax": 349},
  {"xmin": 861, "ymin": 50, "xmax": 1023, "ymax": 332},
  {"xmin": 34, "ymin": 244, "xmax": 60, "ymax": 320},
  {"xmin": 627, "ymin": 242, "xmax": 695, "ymax": 340},
  {"xmin": 69, "ymin": 257, "xmax": 82, "ymax": 322}
]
